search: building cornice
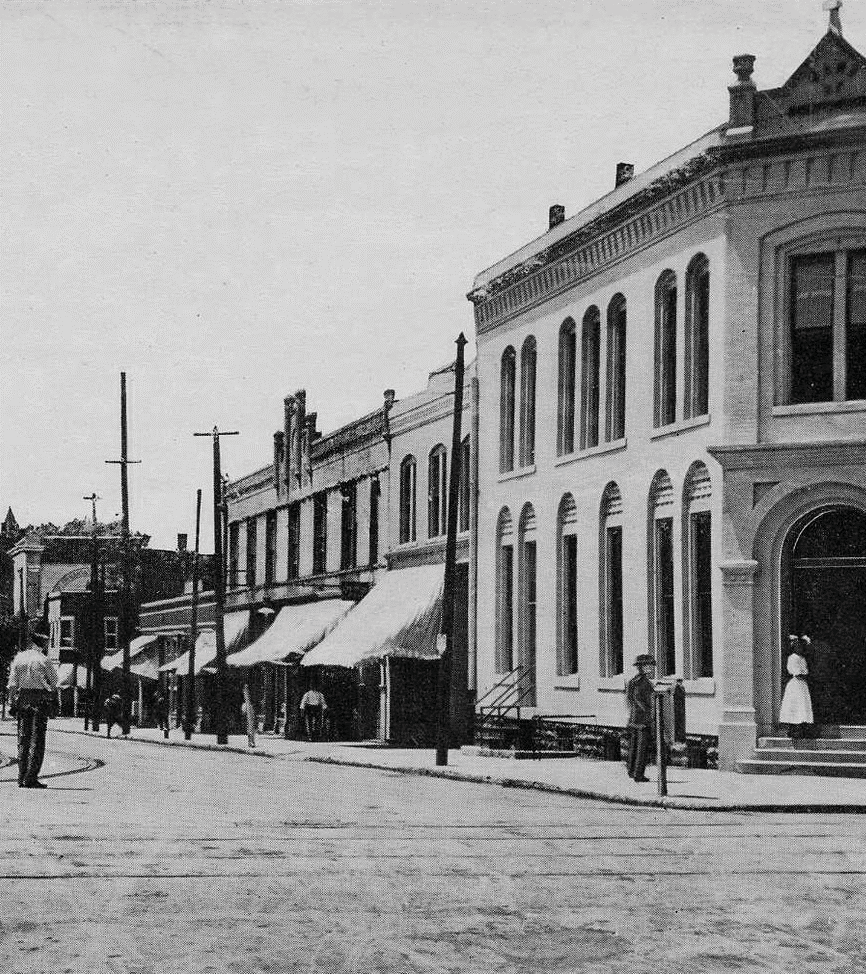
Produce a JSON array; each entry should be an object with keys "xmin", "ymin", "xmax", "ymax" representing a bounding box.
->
[{"xmin": 708, "ymin": 440, "xmax": 866, "ymax": 471}]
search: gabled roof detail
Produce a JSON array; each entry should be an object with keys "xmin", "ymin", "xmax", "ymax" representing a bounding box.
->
[{"xmin": 776, "ymin": 29, "xmax": 866, "ymax": 112}]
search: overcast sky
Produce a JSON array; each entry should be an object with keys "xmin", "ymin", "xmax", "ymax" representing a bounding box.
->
[{"xmin": 2, "ymin": 0, "xmax": 862, "ymax": 550}]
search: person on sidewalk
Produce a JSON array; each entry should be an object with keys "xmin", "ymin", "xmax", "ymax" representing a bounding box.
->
[
  {"xmin": 780, "ymin": 635, "xmax": 814, "ymax": 739},
  {"xmin": 104, "ymin": 693, "xmax": 124, "ymax": 739},
  {"xmin": 299, "ymin": 686, "xmax": 327, "ymax": 741},
  {"xmin": 626, "ymin": 654, "xmax": 656, "ymax": 782},
  {"xmin": 7, "ymin": 630, "xmax": 58, "ymax": 789}
]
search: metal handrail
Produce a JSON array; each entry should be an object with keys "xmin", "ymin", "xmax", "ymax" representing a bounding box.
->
[{"xmin": 476, "ymin": 665, "xmax": 530, "ymax": 711}]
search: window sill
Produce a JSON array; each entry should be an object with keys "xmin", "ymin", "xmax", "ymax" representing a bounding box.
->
[
  {"xmin": 684, "ymin": 677, "xmax": 716, "ymax": 696},
  {"xmin": 498, "ymin": 464, "xmax": 536, "ymax": 483},
  {"xmin": 650, "ymin": 414, "xmax": 711, "ymax": 440},
  {"xmin": 554, "ymin": 439, "xmax": 627, "ymax": 466},
  {"xmin": 597, "ymin": 675, "xmax": 626, "ymax": 692},
  {"xmin": 773, "ymin": 400, "xmax": 866, "ymax": 416},
  {"xmin": 554, "ymin": 675, "xmax": 580, "ymax": 691}
]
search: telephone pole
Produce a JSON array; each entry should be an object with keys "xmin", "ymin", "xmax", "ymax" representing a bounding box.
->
[
  {"xmin": 184, "ymin": 488, "xmax": 203, "ymax": 741},
  {"xmin": 106, "ymin": 372, "xmax": 141, "ymax": 736},
  {"xmin": 83, "ymin": 493, "xmax": 102, "ymax": 732},
  {"xmin": 194, "ymin": 426, "xmax": 238, "ymax": 745},
  {"xmin": 435, "ymin": 333, "xmax": 467, "ymax": 767}
]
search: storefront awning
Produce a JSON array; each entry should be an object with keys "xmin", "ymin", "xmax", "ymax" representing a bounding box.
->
[
  {"xmin": 227, "ymin": 599, "xmax": 354, "ymax": 667},
  {"xmin": 160, "ymin": 610, "xmax": 250, "ymax": 675},
  {"xmin": 301, "ymin": 565, "xmax": 443, "ymax": 669},
  {"xmin": 102, "ymin": 634, "xmax": 160, "ymax": 673}
]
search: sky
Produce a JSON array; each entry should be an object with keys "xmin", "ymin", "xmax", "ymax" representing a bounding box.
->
[{"xmin": 2, "ymin": 0, "xmax": 863, "ymax": 550}]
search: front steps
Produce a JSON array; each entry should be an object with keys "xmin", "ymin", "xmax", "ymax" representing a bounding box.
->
[{"xmin": 737, "ymin": 725, "xmax": 866, "ymax": 777}]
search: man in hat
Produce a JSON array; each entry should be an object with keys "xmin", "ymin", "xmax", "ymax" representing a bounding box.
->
[
  {"xmin": 626, "ymin": 654, "xmax": 656, "ymax": 782},
  {"xmin": 7, "ymin": 630, "xmax": 58, "ymax": 789}
]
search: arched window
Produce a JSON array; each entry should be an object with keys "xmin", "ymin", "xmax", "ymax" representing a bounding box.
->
[
  {"xmin": 557, "ymin": 494, "xmax": 579, "ymax": 676},
  {"xmin": 648, "ymin": 470, "xmax": 676, "ymax": 676},
  {"xmin": 605, "ymin": 294, "xmax": 627, "ymax": 442},
  {"xmin": 600, "ymin": 483, "xmax": 624, "ymax": 677},
  {"xmin": 399, "ymin": 455, "xmax": 416, "ymax": 544},
  {"xmin": 499, "ymin": 347, "xmax": 516, "ymax": 472},
  {"xmin": 580, "ymin": 307, "xmax": 601, "ymax": 450},
  {"xmin": 557, "ymin": 319, "xmax": 576, "ymax": 456},
  {"xmin": 495, "ymin": 508, "xmax": 514, "ymax": 673},
  {"xmin": 518, "ymin": 503, "xmax": 537, "ymax": 704},
  {"xmin": 427, "ymin": 445, "xmax": 447, "ymax": 538},
  {"xmin": 654, "ymin": 271, "xmax": 677, "ymax": 428},
  {"xmin": 683, "ymin": 462, "xmax": 713, "ymax": 678},
  {"xmin": 519, "ymin": 337, "xmax": 537, "ymax": 467},
  {"xmin": 684, "ymin": 255, "xmax": 710, "ymax": 419},
  {"xmin": 458, "ymin": 436, "xmax": 471, "ymax": 534}
]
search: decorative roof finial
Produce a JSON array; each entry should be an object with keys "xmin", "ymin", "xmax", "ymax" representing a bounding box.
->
[{"xmin": 823, "ymin": 0, "xmax": 843, "ymax": 35}]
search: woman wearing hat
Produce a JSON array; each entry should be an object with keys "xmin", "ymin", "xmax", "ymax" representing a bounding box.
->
[
  {"xmin": 626, "ymin": 654, "xmax": 656, "ymax": 782},
  {"xmin": 779, "ymin": 635, "xmax": 813, "ymax": 739}
]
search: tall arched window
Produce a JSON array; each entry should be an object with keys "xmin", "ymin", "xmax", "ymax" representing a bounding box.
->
[
  {"xmin": 518, "ymin": 503, "xmax": 537, "ymax": 704},
  {"xmin": 648, "ymin": 470, "xmax": 676, "ymax": 676},
  {"xmin": 580, "ymin": 307, "xmax": 601, "ymax": 450},
  {"xmin": 600, "ymin": 483, "xmax": 624, "ymax": 677},
  {"xmin": 458, "ymin": 436, "xmax": 471, "ymax": 534},
  {"xmin": 557, "ymin": 319, "xmax": 576, "ymax": 456},
  {"xmin": 427, "ymin": 444, "xmax": 447, "ymax": 538},
  {"xmin": 684, "ymin": 255, "xmax": 710, "ymax": 419},
  {"xmin": 683, "ymin": 462, "xmax": 713, "ymax": 678},
  {"xmin": 399, "ymin": 455, "xmax": 416, "ymax": 544},
  {"xmin": 499, "ymin": 347, "xmax": 516, "ymax": 473},
  {"xmin": 519, "ymin": 337, "xmax": 537, "ymax": 467},
  {"xmin": 495, "ymin": 508, "xmax": 514, "ymax": 673},
  {"xmin": 654, "ymin": 271, "xmax": 677, "ymax": 428},
  {"xmin": 605, "ymin": 294, "xmax": 627, "ymax": 442},
  {"xmin": 557, "ymin": 494, "xmax": 579, "ymax": 676}
]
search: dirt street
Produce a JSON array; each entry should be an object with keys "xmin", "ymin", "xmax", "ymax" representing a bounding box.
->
[{"xmin": 0, "ymin": 731, "xmax": 864, "ymax": 973}]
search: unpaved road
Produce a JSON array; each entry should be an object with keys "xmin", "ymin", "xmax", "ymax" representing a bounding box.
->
[{"xmin": 0, "ymin": 729, "xmax": 864, "ymax": 973}]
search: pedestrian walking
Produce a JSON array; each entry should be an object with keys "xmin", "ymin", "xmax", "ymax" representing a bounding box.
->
[
  {"xmin": 779, "ymin": 635, "xmax": 813, "ymax": 739},
  {"xmin": 154, "ymin": 691, "xmax": 169, "ymax": 732},
  {"xmin": 626, "ymin": 654, "xmax": 656, "ymax": 782},
  {"xmin": 104, "ymin": 693, "xmax": 124, "ymax": 738},
  {"xmin": 7, "ymin": 630, "xmax": 58, "ymax": 789},
  {"xmin": 299, "ymin": 686, "xmax": 327, "ymax": 741}
]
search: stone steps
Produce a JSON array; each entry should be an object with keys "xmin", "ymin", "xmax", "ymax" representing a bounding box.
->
[{"xmin": 738, "ymin": 726, "xmax": 866, "ymax": 777}]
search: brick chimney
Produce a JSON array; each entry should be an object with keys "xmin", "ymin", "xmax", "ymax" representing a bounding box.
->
[
  {"xmin": 549, "ymin": 204, "xmax": 565, "ymax": 230},
  {"xmin": 728, "ymin": 54, "xmax": 756, "ymax": 133},
  {"xmin": 615, "ymin": 162, "xmax": 634, "ymax": 187}
]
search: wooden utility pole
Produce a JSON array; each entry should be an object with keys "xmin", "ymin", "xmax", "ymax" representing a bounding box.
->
[
  {"xmin": 106, "ymin": 372, "xmax": 140, "ymax": 736},
  {"xmin": 435, "ymin": 333, "xmax": 467, "ymax": 767},
  {"xmin": 194, "ymin": 426, "xmax": 238, "ymax": 745},
  {"xmin": 184, "ymin": 488, "xmax": 203, "ymax": 741},
  {"xmin": 83, "ymin": 493, "xmax": 102, "ymax": 732}
]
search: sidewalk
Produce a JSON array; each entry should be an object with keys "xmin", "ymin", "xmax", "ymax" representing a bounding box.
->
[{"xmin": 47, "ymin": 718, "xmax": 866, "ymax": 812}]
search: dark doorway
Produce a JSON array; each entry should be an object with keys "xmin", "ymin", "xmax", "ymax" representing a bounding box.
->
[{"xmin": 788, "ymin": 507, "xmax": 866, "ymax": 724}]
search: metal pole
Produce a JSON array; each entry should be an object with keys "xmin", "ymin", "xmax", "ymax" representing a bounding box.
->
[
  {"xmin": 184, "ymin": 489, "xmax": 202, "ymax": 740},
  {"xmin": 435, "ymin": 333, "xmax": 467, "ymax": 767},
  {"xmin": 119, "ymin": 373, "xmax": 132, "ymax": 735},
  {"xmin": 92, "ymin": 557, "xmax": 105, "ymax": 732},
  {"xmin": 84, "ymin": 494, "xmax": 100, "ymax": 731},
  {"xmin": 655, "ymin": 691, "xmax": 668, "ymax": 797},
  {"xmin": 18, "ymin": 566, "xmax": 27, "ymax": 651}
]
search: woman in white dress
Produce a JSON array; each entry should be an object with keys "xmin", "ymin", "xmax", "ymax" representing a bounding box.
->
[{"xmin": 779, "ymin": 635, "xmax": 814, "ymax": 739}]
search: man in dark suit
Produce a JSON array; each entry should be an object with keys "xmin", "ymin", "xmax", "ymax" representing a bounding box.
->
[{"xmin": 626, "ymin": 654, "xmax": 656, "ymax": 782}]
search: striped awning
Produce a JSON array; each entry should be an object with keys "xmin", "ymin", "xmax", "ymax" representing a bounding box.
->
[{"xmin": 160, "ymin": 610, "xmax": 250, "ymax": 676}]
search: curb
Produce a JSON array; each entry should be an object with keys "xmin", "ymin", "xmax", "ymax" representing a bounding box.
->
[
  {"xmin": 305, "ymin": 755, "xmax": 866, "ymax": 814},
  {"xmin": 48, "ymin": 725, "xmax": 279, "ymax": 759}
]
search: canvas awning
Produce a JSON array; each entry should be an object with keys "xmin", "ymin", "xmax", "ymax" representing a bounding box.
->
[
  {"xmin": 227, "ymin": 599, "xmax": 354, "ymax": 667},
  {"xmin": 301, "ymin": 565, "xmax": 444, "ymax": 668},
  {"xmin": 160, "ymin": 610, "xmax": 250, "ymax": 675},
  {"xmin": 56, "ymin": 663, "xmax": 89, "ymax": 689},
  {"xmin": 102, "ymin": 634, "xmax": 159, "ymax": 673}
]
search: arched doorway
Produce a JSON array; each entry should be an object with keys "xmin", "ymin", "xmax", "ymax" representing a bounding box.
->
[{"xmin": 785, "ymin": 507, "xmax": 866, "ymax": 724}]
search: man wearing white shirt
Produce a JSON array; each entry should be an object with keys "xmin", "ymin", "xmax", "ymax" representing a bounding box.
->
[
  {"xmin": 7, "ymin": 631, "xmax": 58, "ymax": 789},
  {"xmin": 299, "ymin": 687, "xmax": 327, "ymax": 741}
]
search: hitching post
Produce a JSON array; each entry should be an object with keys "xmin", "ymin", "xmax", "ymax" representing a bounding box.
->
[{"xmin": 655, "ymin": 689, "xmax": 668, "ymax": 797}]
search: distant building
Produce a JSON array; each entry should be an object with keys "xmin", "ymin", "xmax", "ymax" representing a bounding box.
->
[{"xmin": 467, "ymin": 19, "xmax": 866, "ymax": 769}]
